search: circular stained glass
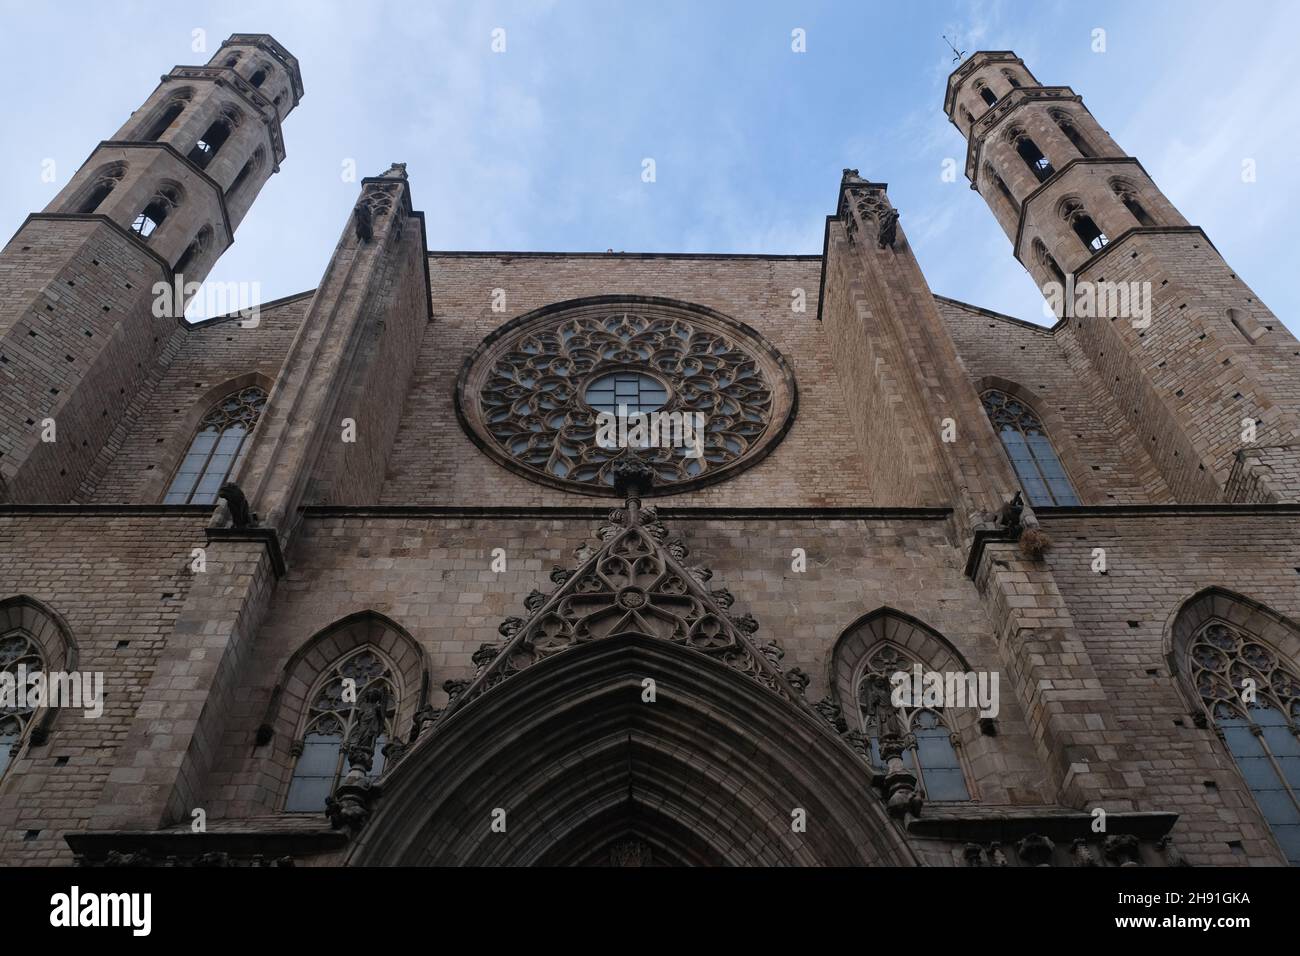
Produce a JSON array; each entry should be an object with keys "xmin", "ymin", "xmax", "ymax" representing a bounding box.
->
[
  {"xmin": 584, "ymin": 372, "xmax": 668, "ymax": 416},
  {"xmin": 456, "ymin": 296, "xmax": 797, "ymax": 495}
]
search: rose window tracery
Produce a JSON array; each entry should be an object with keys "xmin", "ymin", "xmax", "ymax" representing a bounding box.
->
[{"xmin": 457, "ymin": 297, "xmax": 797, "ymax": 495}]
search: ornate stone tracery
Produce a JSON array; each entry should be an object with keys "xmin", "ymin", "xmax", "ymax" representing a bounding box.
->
[{"xmin": 456, "ymin": 296, "xmax": 796, "ymax": 495}]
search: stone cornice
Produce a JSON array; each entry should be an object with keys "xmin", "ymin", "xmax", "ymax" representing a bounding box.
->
[
  {"xmin": 206, "ymin": 525, "xmax": 287, "ymax": 578},
  {"xmin": 300, "ymin": 505, "xmax": 954, "ymax": 521},
  {"xmin": 965, "ymin": 502, "xmax": 1300, "ymax": 578},
  {"xmin": 0, "ymin": 504, "xmax": 210, "ymax": 517}
]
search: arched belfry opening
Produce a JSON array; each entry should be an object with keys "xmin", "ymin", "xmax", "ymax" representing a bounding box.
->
[{"xmin": 345, "ymin": 461, "xmax": 916, "ymax": 867}]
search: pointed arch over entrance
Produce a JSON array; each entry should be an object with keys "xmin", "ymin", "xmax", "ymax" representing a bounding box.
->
[{"xmin": 347, "ymin": 633, "xmax": 917, "ymax": 866}]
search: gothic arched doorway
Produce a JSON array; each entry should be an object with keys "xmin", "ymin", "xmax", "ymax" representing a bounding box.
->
[{"xmin": 346, "ymin": 633, "xmax": 917, "ymax": 866}]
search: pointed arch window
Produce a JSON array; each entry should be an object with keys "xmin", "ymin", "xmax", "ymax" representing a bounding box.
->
[
  {"xmin": 856, "ymin": 643, "xmax": 970, "ymax": 801},
  {"xmin": 71, "ymin": 162, "xmax": 127, "ymax": 215},
  {"xmin": 975, "ymin": 83, "xmax": 997, "ymax": 107},
  {"xmin": 1111, "ymin": 178, "xmax": 1155, "ymax": 228},
  {"xmin": 982, "ymin": 390, "xmax": 1079, "ymax": 506},
  {"xmin": 164, "ymin": 386, "xmax": 266, "ymax": 504},
  {"xmin": 0, "ymin": 629, "xmax": 46, "ymax": 779},
  {"xmin": 983, "ymin": 163, "xmax": 1020, "ymax": 218},
  {"xmin": 1189, "ymin": 620, "xmax": 1300, "ymax": 864},
  {"xmin": 285, "ymin": 647, "xmax": 399, "ymax": 812},
  {"xmin": 1009, "ymin": 128, "xmax": 1053, "ymax": 182},
  {"xmin": 1050, "ymin": 109, "xmax": 1096, "ymax": 158},
  {"xmin": 1032, "ymin": 238, "xmax": 1067, "ymax": 290}
]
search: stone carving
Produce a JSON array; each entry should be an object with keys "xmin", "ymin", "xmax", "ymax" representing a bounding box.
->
[
  {"xmin": 814, "ymin": 695, "xmax": 848, "ymax": 734},
  {"xmin": 987, "ymin": 842, "xmax": 1009, "ymax": 867},
  {"xmin": 876, "ymin": 207, "xmax": 900, "ymax": 249},
  {"xmin": 429, "ymin": 481, "xmax": 823, "ymax": 757},
  {"xmin": 1070, "ymin": 838, "xmax": 1098, "ymax": 867},
  {"xmin": 1104, "ymin": 833, "xmax": 1142, "ymax": 866},
  {"xmin": 464, "ymin": 303, "xmax": 789, "ymax": 493},
  {"xmin": 1017, "ymin": 833, "xmax": 1055, "ymax": 866},
  {"xmin": 609, "ymin": 839, "xmax": 652, "ymax": 867},
  {"xmin": 962, "ymin": 843, "xmax": 986, "ymax": 867},
  {"xmin": 218, "ymin": 482, "xmax": 255, "ymax": 528},
  {"xmin": 344, "ymin": 684, "xmax": 388, "ymax": 775},
  {"xmin": 353, "ymin": 199, "xmax": 373, "ymax": 242},
  {"xmin": 785, "ymin": 667, "xmax": 810, "ymax": 696},
  {"xmin": 442, "ymin": 678, "xmax": 470, "ymax": 704}
]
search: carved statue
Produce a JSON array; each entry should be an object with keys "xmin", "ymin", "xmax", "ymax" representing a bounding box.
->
[
  {"xmin": 354, "ymin": 200, "xmax": 373, "ymax": 242},
  {"xmin": 861, "ymin": 673, "xmax": 906, "ymax": 741},
  {"xmin": 344, "ymin": 684, "xmax": 387, "ymax": 774},
  {"xmin": 877, "ymin": 207, "xmax": 900, "ymax": 249},
  {"xmin": 218, "ymin": 482, "xmax": 255, "ymax": 528}
]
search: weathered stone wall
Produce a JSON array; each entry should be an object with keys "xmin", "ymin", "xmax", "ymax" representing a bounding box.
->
[
  {"xmin": 0, "ymin": 511, "xmax": 206, "ymax": 864},
  {"xmin": 381, "ymin": 253, "xmax": 874, "ymax": 508}
]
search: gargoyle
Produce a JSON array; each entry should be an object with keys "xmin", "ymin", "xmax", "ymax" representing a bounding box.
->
[
  {"xmin": 218, "ymin": 482, "xmax": 256, "ymax": 528},
  {"xmin": 354, "ymin": 201, "xmax": 373, "ymax": 242}
]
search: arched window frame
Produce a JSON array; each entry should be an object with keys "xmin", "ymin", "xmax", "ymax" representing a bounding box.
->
[
  {"xmin": 228, "ymin": 147, "xmax": 265, "ymax": 201},
  {"xmin": 162, "ymin": 384, "xmax": 267, "ymax": 504},
  {"xmin": 1032, "ymin": 238, "xmax": 1067, "ymax": 290},
  {"xmin": 981, "ymin": 388, "xmax": 1081, "ymax": 506},
  {"xmin": 187, "ymin": 107, "xmax": 241, "ymax": 170},
  {"xmin": 131, "ymin": 182, "xmax": 183, "ymax": 240},
  {"xmin": 137, "ymin": 88, "xmax": 193, "ymax": 142},
  {"xmin": 1059, "ymin": 197, "xmax": 1108, "ymax": 253},
  {"xmin": 1109, "ymin": 177, "xmax": 1156, "ymax": 228},
  {"xmin": 1169, "ymin": 589, "xmax": 1300, "ymax": 865},
  {"xmin": 265, "ymin": 611, "xmax": 430, "ymax": 815},
  {"xmin": 982, "ymin": 162, "xmax": 1020, "ymax": 218},
  {"xmin": 283, "ymin": 645, "xmax": 402, "ymax": 813},
  {"xmin": 174, "ymin": 224, "xmax": 213, "ymax": 278},
  {"xmin": 1006, "ymin": 126, "xmax": 1054, "ymax": 182},
  {"xmin": 853, "ymin": 642, "xmax": 974, "ymax": 802},
  {"xmin": 0, "ymin": 596, "xmax": 78, "ymax": 783},
  {"xmin": 69, "ymin": 161, "xmax": 127, "ymax": 215},
  {"xmin": 830, "ymin": 609, "xmax": 981, "ymax": 804},
  {"xmin": 1050, "ymin": 108, "xmax": 1096, "ymax": 158},
  {"xmin": 974, "ymin": 81, "xmax": 997, "ymax": 108}
]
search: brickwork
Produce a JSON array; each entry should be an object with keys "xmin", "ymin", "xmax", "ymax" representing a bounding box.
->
[
  {"xmin": 381, "ymin": 252, "xmax": 873, "ymax": 508},
  {"xmin": 1038, "ymin": 511, "xmax": 1300, "ymax": 866},
  {"xmin": 0, "ymin": 512, "xmax": 206, "ymax": 864},
  {"xmin": 0, "ymin": 41, "xmax": 1298, "ymax": 867}
]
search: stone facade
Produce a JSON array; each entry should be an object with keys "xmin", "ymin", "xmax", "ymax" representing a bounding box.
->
[{"xmin": 1, "ymin": 39, "xmax": 1298, "ymax": 867}]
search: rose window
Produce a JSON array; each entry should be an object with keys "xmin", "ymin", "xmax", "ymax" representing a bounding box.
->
[{"xmin": 456, "ymin": 296, "xmax": 796, "ymax": 495}]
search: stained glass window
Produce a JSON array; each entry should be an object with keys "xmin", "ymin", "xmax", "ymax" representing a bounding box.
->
[
  {"xmin": 0, "ymin": 630, "xmax": 45, "ymax": 779},
  {"xmin": 1189, "ymin": 620, "xmax": 1300, "ymax": 865},
  {"xmin": 164, "ymin": 386, "xmax": 267, "ymax": 505},
  {"xmin": 856, "ymin": 643, "xmax": 970, "ymax": 801},
  {"xmin": 285, "ymin": 648, "xmax": 398, "ymax": 813},
  {"xmin": 982, "ymin": 390, "xmax": 1080, "ymax": 506}
]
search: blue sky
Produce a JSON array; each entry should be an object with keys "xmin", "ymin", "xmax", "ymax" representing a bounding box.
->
[{"xmin": 1, "ymin": 0, "xmax": 1296, "ymax": 329}]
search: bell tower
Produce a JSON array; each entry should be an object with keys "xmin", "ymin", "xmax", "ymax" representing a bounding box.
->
[
  {"xmin": 0, "ymin": 34, "xmax": 302, "ymax": 503},
  {"xmin": 947, "ymin": 52, "xmax": 1300, "ymax": 502}
]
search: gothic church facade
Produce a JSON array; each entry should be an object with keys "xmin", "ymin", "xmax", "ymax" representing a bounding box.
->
[{"xmin": 1, "ymin": 36, "xmax": 1298, "ymax": 867}]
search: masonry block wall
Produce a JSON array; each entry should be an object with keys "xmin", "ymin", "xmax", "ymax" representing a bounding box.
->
[
  {"xmin": 937, "ymin": 296, "xmax": 1172, "ymax": 504},
  {"xmin": 0, "ymin": 512, "xmax": 207, "ymax": 864},
  {"xmin": 382, "ymin": 253, "xmax": 873, "ymax": 508}
]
